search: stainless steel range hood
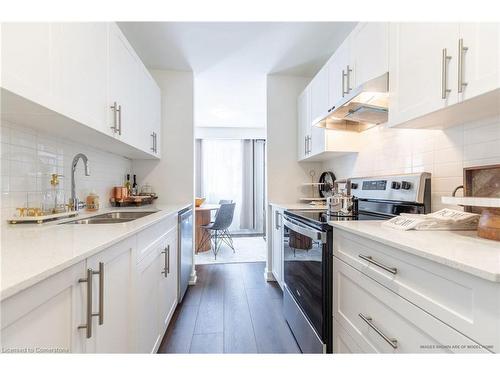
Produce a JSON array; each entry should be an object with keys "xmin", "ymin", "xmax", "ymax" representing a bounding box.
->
[{"xmin": 313, "ymin": 72, "xmax": 389, "ymax": 132}]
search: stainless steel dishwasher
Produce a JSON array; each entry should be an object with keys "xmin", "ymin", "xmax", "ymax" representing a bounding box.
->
[{"xmin": 178, "ymin": 206, "xmax": 193, "ymax": 302}]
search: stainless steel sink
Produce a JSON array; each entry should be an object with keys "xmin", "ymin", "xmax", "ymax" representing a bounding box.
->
[{"xmin": 62, "ymin": 211, "xmax": 158, "ymax": 224}]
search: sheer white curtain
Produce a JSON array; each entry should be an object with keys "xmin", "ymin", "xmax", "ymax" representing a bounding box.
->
[{"xmin": 200, "ymin": 139, "xmax": 243, "ymax": 230}]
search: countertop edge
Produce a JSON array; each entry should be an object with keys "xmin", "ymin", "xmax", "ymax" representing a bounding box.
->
[
  {"xmin": 1, "ymin": 203, "xmax": 191, "ymax": 301},
  {"xmin": 328, "ymin": 221, "xmax": 500, "ymax": 283}
]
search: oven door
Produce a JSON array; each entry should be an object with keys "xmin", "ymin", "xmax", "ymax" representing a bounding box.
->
[{"xmin": 282, "ymin": 216, "xmax": 327, "ymax": 352}]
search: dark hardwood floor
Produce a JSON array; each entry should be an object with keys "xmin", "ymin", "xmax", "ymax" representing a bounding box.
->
[{"xmin": 157, "ymin": 262, "xmax": 301, "ymax": 354}]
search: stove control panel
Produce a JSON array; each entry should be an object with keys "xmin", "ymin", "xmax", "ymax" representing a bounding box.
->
[{"xmin": 349, "ymin": 173, "xmax": 430, "ymax": 204}]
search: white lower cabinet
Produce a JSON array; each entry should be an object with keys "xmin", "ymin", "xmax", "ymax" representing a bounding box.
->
[
  {"xmin": 134, "ymin": 222, "xmax": 178, "ymax": 353},
  {"xmin": 271, "ymin": 206, "xmax": 284, "ymax": 288},
  {"xmin": 0, "ymin": 261, "xmax": 87, "ymax": 353},
  {"xmin": 333, "ymin": 258, "xmax": 489, "ymax": 353},
  {"xmin": 333, "ymin": 317, "xmax": 363, "ymax": 354},
  {"xmin": 0, "ymin": 215, "xmax": 180, "ymax": 353},
  {"xmin": 84, "ymin": 236, "xmax": 136, "ymax": 353}
]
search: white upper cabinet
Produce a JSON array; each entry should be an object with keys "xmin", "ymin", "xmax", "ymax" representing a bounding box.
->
[
  {"xmin": 310, "ymin": 64, "xmax": 329, "ymax": 124},
  {"xmin": 297, "ymin": 86, "xmax": 311, "ymax": 160},
  {"xmin": 52, "ymin": 23, "xmax": 109, "ymax": 135},
  {"xmin": 108, "ymin": 24, "xmax": 161, "ymax": 157},
  {"xmin": 327, "ymin": 38, "xmax": 350, "ymax": 111},
  {"xmin": 388, "ymin": 23, "xmax": 460, "ymax": 127},
  {"xmin": 1, "ymin": 23, "xmax": 53, "ymax": 108},
  {"xmin": 350, "ymin": 22, "xmax": 389, "ymax": 87},
  {"xmin": 1, "ymin": 22, "xmax": 161, "ymax": 159},
  {"xmin": 458, "ymin": 23, "xmax": 500, "ymax": 101}
]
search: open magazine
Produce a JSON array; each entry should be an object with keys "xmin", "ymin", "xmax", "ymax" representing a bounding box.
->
[{"xmin": 382, "ymin": 208, "xmax": 480, "ymax": 231}]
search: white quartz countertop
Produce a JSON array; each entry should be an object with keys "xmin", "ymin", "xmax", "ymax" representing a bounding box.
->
[
  {"xmin": 269, "ymin": 202, "xmax": 326, "ymax": 210},
  {"xmin": 1, "ymin": 203, "xmax": 191, "ymax": 300},
  {"xmin": 329, "ymin": 221, "xmax": 500, "ymax": 282}
]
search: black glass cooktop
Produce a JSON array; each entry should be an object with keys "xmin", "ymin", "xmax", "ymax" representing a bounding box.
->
[{"xmin": 284, "ymin": 209, "xmax": 390, "ymax": 230}]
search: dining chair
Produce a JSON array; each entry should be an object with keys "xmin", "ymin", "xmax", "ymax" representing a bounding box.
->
[{"xmin": 200, "ymin": 203, "xmax": 236, "ymax": 259}]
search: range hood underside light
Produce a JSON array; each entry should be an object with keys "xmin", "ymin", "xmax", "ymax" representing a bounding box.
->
[{"xmin": 314, "ymin": 73, "xmax": 390, "ymax": 132}]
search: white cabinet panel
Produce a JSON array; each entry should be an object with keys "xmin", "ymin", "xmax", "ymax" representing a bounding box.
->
[
  {"xmin": 333, "ymin": 258, "xmax": 489, "ymax": 353},
  {"xmin": 1, "ymin": 23, "xmax": 53, "ymax": 108},
  {"xmin": 310, "ymin": 65, "xmax": 329, "ymax": 124},
  {"xmin": 459, "ymin": 23, "xmax": 500, "ymax": 101},
  {"xmin": 0, "ymin": 261, "xmax": 87, "ymax": 353},
  {"xmin": 52, "ymin": 23, "xmax": 108, "ymax": 135},
  {"xmin": 158, "ymin": 226, "xmax": 178, "ymax": 333},
  {"xmin": 327, "ymin": 40, "xmax": 350, "ymax": 110},
  {"xmin": 333, "ymin": 318, "xmax": 365, "ymax": 353},
  {"xmin": 389, "ymin": 23, "xmax": 459, "ymax": 127},
  {"xmin": 136, "ymin": 243, "xmax": 162, "ymax": 353},
  {"xmin": 85, "ymin": 236, "xmax": 135, "ymax": 353},
  {"xmin": 297, "ymin": 86, "xmax": 311, "ymax": 160},
  {"xmin": 350, "ymin": 23, "xmax": 389, "ymax": 88},
  {"xmin": 271, "ymin": 206, "xmax": 284, "ymax": 288},
  {"xmin": 108, "ymin": 24, "xmax": 141, "ymax": 142}
]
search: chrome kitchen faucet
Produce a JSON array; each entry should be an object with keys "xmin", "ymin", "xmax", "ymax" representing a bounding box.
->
[{"xmin": 69, "ymin": 153, "xmax": 90, "ymax": 211}]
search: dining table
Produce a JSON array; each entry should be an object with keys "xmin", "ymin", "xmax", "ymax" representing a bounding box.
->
[{"xmin": 195, "ymin": 203, "xmax": 220, "ymax": 253}]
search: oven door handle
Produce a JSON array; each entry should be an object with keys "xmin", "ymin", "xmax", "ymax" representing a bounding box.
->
[{"xmin": 282, "ymin": 217, "xmax": 326, "ymax": 243}]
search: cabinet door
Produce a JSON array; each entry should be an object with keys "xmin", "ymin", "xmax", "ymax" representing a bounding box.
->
[
  {"xmin": 310, "ymin": 65, "xmax": 329, "ymax": 125},
  {"xmin": 327, "ymin": 38, "xmax": 350, "ymax": 109},
  {"xmin": 138, "ymin": 71, "xmax": 162, "ymax": 157},
  {"xmin": 51, "ymin": 23, "xmax": 109, "ymax": 135},
  {"xmin": 350, "ymin": 22, "xmax": 389, "ymax": 87},
  {"xmin": 389, "ymin": 23, "xmax": 459, "ymax": 127},
  {"xmin": 136, "ymin": 242, "xmax": 163, "ymax": 353},
  {"xmin": 459, "ymin": 23, "xmax": 500, "ymax": 101},
  {"xmin": 158, "ymin": 226, "xmax": 178, "ymax": 334},
  {"xmin": 0, "ymin": 23, "xmax": 53, "ymax": 108},
  {"xmin": 85, "ymin": 236, "xmax": 135, "ymax": 353},
  {"xmin": 0, "ymin": 261, "xmax": 87, "ymax": 353},
  {"xmin": 297, "ymin": 87, "xmax": 311, "ymax": 160},
  {"xmin": 108, "ymin": 23, "xmax": 141, "ymax": 143},
  {"xmin": 271, "ymin": 207, "xmax": 284, "ymax": 288}
]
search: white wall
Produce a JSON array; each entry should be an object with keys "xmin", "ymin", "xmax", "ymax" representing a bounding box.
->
[
  {"xmin": 321, "ymin": 115, "xmax": 500, "ymax": 212},
  {"xmin": 132, "ymin": 70, "xmax": 194, "ymax": 205},
  {"xmin": 0, "ymin": 120, "xmax": 131, "ymax": 220},
  {"xmin": 195, "ymin": 70, "xmax": 266, "ymax": 129},
  {"xmin": 195, "ymin": 126, "xmax": 265, "ymax": 140},
  {"xmin": 266, "ymin": 74, "xmax": 322, "ymax": 204}
]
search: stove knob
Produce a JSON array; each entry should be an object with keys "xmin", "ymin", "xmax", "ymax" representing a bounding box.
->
[
  {"xmin": 391, "ymin": 181, "xmax": 401, "ymax": 190},
  {"xmin": 351, "ymin": 182, "xmax": 358, "ymax": 190},
  {"xmin": 401, "ymin": 181, "xmax": 412, "ymax": 190}
]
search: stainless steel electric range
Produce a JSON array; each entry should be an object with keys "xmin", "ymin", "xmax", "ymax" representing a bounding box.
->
[{"xmin": 282, "ymin": 173, "xmax": 431, "ymax": 353}]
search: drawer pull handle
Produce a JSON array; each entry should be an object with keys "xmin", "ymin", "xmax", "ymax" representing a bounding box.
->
[
  {"xmin": 359, "ymin": 313, "xmax": 398, "ymax": 349},
  {"xmin": 359, "ymin": 254, "xmax": 397, "ymax": 275}
]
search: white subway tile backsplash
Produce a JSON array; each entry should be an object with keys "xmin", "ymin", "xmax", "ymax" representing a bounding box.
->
[
  {"xmin": 0, "ymin": 120, "xmax": 131, "ymax": 218},
  {"xmin": 322, "ymin": 116, "xmax": 500, "ymax": 212}
]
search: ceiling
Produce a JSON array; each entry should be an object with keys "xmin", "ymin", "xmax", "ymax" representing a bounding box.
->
[
  {"xmin": 118, "ymin": 22, "xmax": 357, "ymax": 76},
  {"xmin": 118, "ymin": 22, "xmax": 357, "ymax": 128}
]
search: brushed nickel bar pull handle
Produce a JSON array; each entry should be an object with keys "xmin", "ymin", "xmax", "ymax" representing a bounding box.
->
[
  {"xmin": 167, "ymin": 244, "xmax": 170, "ymax": 274},
  {"xmin": 342, "ymin": 69, "xmax": 347, "ymax": 97},
  {"xmin": 275, "ymin": 210, "xmax": 280, "ymax": 230},
  {"xmin": 161, "ymin": 247, "xmax": 168, "ymax": 277},
  {"xmin": 110, "ymin": 102, "xmax": 118, "ymax": 133},
  {"xmin": 346, "ymin": 65, "xmax": 352, "ymax": 93},
  {"xmin": 441, "ymin": 48, "xmax": 452, "ymax": 99},
  {"xmin": 117, "ymin": 104, "xmax": 122, "ymax": 135},
  {"xmin": 359, "ymin": 313, "xmax": 398, "ymax": 349},
  {"xmin": 154, "ymin": 133, "xmax": 157, "ymax": 153},
  {"xmin": 308, "ymin": 135, "xmax": 311, "ymax": 154},
  {"xmin": 151, "ymin": 133, "xmax": 155, "ymax": 152},
  {"xmin": 92, "ymin": 262, "xmax": 104, "ymax": 325},
  {"xmin": 78, "ymin": 268, "xmax": 93, "ymax": 339},
  {"xmin": 359, "ymin": 254, "xmax": 397, "ymax": 275},
  {"xmin": 304, "ymin": 136, "xmax": 307, "ymax": 156},
  {"xmin": 458, "ymin": 38, "xmax": 468, "ymax": 93}
]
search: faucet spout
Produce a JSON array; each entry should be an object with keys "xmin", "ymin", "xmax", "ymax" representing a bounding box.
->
[{"xmin": 70, "ymin": 153, "xmax": 90, "ymax": 211}]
